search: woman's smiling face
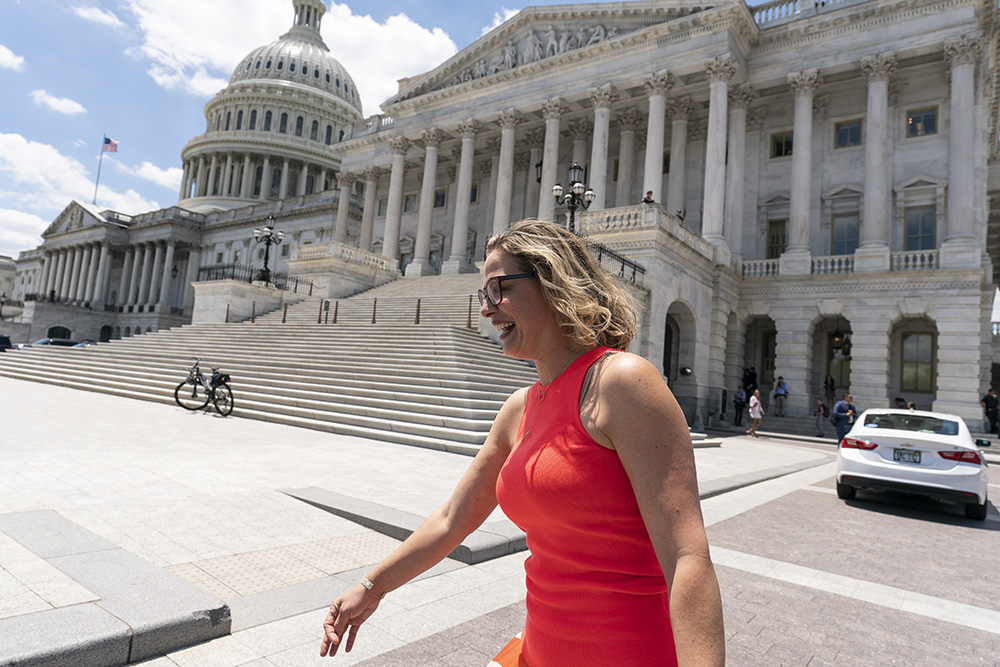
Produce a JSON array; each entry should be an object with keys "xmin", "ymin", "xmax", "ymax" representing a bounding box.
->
[{"xmin": 480, "ymin": 250, "xmax": 560, "ymax": 361}]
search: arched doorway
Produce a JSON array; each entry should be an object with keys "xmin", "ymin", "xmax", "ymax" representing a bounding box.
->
[
  {"xmin": 47, "ymin": 325, "xmax": 71, "ymax": 339},
  {"xmin": 743, "ymin": 316, "xmax": 777, "ymax": 409},
  {"xmin": 99, "ymin": 325, "xmax": 113, "ymax": 343},
  {"xmin": 888, "ymin": 316, "xmax": 938, "ymax": 410},
  {"xmin": 812, "ymin": 316, "xmax": 852, "ymax": 408}
]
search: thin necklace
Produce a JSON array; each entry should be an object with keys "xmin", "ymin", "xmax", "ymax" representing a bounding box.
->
[{"xmin": 518, "ymin": 351, "xmax": 585, "ymax": 445}]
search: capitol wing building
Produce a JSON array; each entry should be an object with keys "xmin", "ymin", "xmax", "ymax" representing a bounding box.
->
[{"xmin": 7, "ymin": 0, "xmax": 1000, "ymax": 428}]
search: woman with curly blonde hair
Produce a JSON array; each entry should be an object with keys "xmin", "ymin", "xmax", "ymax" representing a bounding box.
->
[{"xmin": 321, "ymin": 220, "xmax": 724, "ymax": 666}]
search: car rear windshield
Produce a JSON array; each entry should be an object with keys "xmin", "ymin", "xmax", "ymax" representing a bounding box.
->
[{"xmin": 863, "ymin": 413, "xmax": 959, "ymax": 436}]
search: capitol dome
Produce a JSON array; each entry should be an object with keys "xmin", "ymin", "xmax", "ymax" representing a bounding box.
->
[{"xmin": 178, "ymin": 0, "xmax": 364, "ymax": 212}]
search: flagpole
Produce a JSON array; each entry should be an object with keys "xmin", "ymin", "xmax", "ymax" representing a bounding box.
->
[{"xmin": 92, "ymin": 134, "xmax": 106, "ymax": 204}]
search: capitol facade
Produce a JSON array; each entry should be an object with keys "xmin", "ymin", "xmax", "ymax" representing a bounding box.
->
[{"xmin": 6, "ymin": 0, "xmax": 999, "ymax": 427}]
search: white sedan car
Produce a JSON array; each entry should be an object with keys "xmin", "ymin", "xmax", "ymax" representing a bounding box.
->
[{"xmin": 836, "ymin": 409, "xmax": 990, "ymax": 520}]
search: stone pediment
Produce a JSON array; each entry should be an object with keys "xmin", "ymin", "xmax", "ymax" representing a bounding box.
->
[
  {"xmin": 42, "ymin": 200, "xmax": 106, "ymax": 238},
  {"xmin": 385, "ymin": 1, "xmax": 721, "ymax": 106}
]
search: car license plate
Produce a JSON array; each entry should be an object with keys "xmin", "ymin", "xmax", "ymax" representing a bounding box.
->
[{"xmin": 893, "ymin": 449, "xmax": 920, "ymax": 464}]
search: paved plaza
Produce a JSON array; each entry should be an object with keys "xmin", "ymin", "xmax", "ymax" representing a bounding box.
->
[{"xmin": 1, "ymin": 375, "xmax": 998, "ymax": 666}]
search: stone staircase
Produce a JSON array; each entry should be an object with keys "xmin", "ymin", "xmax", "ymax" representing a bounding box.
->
[{"xmin": 0, "ymin": 273, "xmax": 721, "ymax": 452}]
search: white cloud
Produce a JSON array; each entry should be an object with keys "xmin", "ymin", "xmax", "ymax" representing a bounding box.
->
[
  {"xmin": 0, "ymin": 208, "xmax": 49, "ymax": 259},
  {"xmin": 121, "ymin": 0, "xmax": 457, "ymax": 116},
  {"xmin": 481, "ymin": 7, "xmax": 520, "ymax": 36},
  {"xmin": 0, "ymin": 133, "xmax": 160, "ymax": 231},
  {"xmin": 30, "ymin": 89, "xmax": 87, "ymax": 116},
  {"xmin": 0, "ymin": 43, "xmax": 25, "ymax": 72},
  {"xmin": 71, "ymin": 5, "xmax": 126, "ymax": 29},
  {"xmin": 129, "ymin": 161, "xmax": 183, "ymax": 191}
]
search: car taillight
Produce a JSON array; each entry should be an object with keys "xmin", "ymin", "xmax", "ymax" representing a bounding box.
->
[
  {"xmin": 938, "ymin": 450, "xmax": 982, "ymax": 465},
  {"xmin": 841, "ymin": 437, "xmax": 878, "ymax": 450}
]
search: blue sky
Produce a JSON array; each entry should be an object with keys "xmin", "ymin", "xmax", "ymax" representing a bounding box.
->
[{"xmin": 0, "ymin": 0, "xmax": 761, "ymax": 259}]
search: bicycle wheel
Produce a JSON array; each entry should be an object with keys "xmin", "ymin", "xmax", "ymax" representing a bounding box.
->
[
  {"xmin": 174, "ymin": 380, "xmax": 210, "ymax": 410},
  {"xmin": 212, "ymin": 384, "xmax": 234, "ymax": 416}
]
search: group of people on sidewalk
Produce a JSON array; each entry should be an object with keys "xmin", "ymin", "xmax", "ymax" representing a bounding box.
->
[{"xmin": 731, "ymin": 372, "xmax": 859, "ymax": 442}]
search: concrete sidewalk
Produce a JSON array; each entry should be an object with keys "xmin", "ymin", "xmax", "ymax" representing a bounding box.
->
[{"xmin": 0, "ymin": 376, "xmax": 832, "ymax": 666}]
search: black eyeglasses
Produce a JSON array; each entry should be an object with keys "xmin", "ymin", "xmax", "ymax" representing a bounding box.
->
[{"xmin": 478, "ymin": 273, "xmax": 534, "ymax": 307}]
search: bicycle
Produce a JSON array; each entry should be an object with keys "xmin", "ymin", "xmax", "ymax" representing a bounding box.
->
[{"xmin": 173, "ymin": 359, "xmax": 234, "ymax": 416}]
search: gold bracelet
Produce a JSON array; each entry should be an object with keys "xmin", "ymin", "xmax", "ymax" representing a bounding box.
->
[{"xmin": 360, "ymin": 576, "xmax": 386, "ymax": 599}]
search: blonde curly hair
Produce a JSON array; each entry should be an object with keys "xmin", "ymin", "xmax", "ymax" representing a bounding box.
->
[{"xmin": 485, "ymin": 220, "xmax": 637, "ymax": 350}]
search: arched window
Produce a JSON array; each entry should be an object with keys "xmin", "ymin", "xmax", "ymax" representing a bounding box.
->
[
  {"xmin": 310, "ymin": 120, "xmax": 319, "ymax": 141},
  {"xmin": 265, "ymin": 60, "xmax": 272, "ymax": 70},
  {"xmin": 253, "ymin": 166, "xmax": 263, "ymax": 197},
  {"xmin": 249, "ymin": 109, "xmax": 257, "ymax": 130},
  {"xmin": 325, "ymin": 125, "xmax": 333, "ymax": 145},
  {"xmin": 336, "ymin": 78, "xmax": 340, "ymax": 88},
  {"xmin": 264, "ymin": 111, "xmax": 272, "ymax": 131},
  {"xmin": 306, "ymin": 174, "xmax": 315, "ymax": 195},
  {"xmin": 225, "ymin": 112, "xmax": 231, "ymax": 131},
  {"xmin": 314, "ymin": 69, "xmax": 319, "ymax": 79},
  {"xmin": 236, "ymin": 110, "xmax": 243, "ymax": 130},
  {"xmin": 290, "ymin": 62, "xmax": 296, "ymax": 73},
  {"xmin": 295, "ymin": 116, "xmax": 304, "ymax": 137},
  {"xmin": 277, "ymin": 61, "xmax": 283, "ymax": 70},
  {"xmin": 279, "ymin": 113, "xmax": 288, "ymax": 133},
  {"xmin": 339, "ymin": 129, "xmax": 345, "ymax": 142}
]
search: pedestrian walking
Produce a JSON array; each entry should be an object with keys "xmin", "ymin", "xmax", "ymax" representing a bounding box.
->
[
  {"xmin": 832, "ymin": 393, "xmax": 858, "ymax": 443},
  {"xmin": 747, "ymin": 389, "xmax": 763, "ymax": 438},
  {"xmin": 773, "ymin": 376, "xmax": 789, "ymax": 417},
  {"xmin": 733, "ymin": 385, "xmax": 747, "ymax": 427},
  {"xmin": 320, "ymin": 220, "xmax": 725, "ymax": 666},
  {"xmin": 981, "ymin": 388, "xmax": 999, "ymax": 434},
  {"xmin": 814, "ymin": 398, "xmax": 826, "ymax": 437}
]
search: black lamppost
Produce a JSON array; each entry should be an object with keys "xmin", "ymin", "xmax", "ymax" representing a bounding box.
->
[
  {"xmin": 552, "ymin": 162, "xmax": 595, "ymax": 233},
  {"xmin": 252, "ymin": 215, "xmax": 284, "ymax": 285}
]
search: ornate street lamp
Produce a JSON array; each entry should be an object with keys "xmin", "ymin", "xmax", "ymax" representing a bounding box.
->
[
  {"xmin": 552, "ymin": 162, "xmax": 595, "ymax": 233},
  {"xmin": 252, "ymin": 215, "xmax": 284, "ymax": 285}
]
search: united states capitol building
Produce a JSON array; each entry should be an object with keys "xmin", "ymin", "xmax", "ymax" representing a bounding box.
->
[{"xmin": 5, "ymin": 0, "xmax": 999, "ymax": 427}]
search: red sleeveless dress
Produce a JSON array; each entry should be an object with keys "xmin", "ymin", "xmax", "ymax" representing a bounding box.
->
[{"xmin": 495, "ymin": 347, "xmax": 678, "ymax": 666}]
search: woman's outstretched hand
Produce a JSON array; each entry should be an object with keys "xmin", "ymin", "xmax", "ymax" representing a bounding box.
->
[{"xmin": 320, "ymin": 584, "xmax": 382, "ymax": 657}]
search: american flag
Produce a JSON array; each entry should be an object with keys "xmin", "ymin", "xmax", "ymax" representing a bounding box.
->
[{"xmin": 102, "ymin": 137, "xmax": 119, "ymax": 153}]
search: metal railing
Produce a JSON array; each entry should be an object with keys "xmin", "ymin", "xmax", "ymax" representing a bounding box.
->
[
  {"xmin": 586, "ymin": 240, "xmax": 646, "ymax": 287},
  {"xmin": 197, "ymin": 263, "xmax": 314, "ymax": 295}
]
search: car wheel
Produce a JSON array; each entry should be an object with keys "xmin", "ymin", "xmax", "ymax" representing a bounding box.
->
[
  {"xmin": 964, "ymin": 499, "xmax": 988, "ymax": 521},
  {"xmin": 836, "ymin": 481, "xmax": 856, "ymax": 500}
]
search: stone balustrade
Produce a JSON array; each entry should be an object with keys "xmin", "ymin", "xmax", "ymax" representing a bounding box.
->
[
  {"xmin": 742, "ymin": 259, "xmax": 780, "ymax": 278},
  {"xmin": 812, "ymin": 254, "xmax": 854, "ymax": 275},
  {"xmin": 349, "ymin": 114, "xmax": 395, "ymax": 139},
  {"xmin": 294, "ymin": 241, "xmax": 399, "ymax": 272},
  {"xmin": 752, "ymin": 0, "xmax": 860, "ymax": 27},
  {"xmin": 578, "ymin": 204, "xmax": 713, "ymax": 261},
  {"xmin": 891, "ymin": 249, "xmax": 939, "ymax": 271}
]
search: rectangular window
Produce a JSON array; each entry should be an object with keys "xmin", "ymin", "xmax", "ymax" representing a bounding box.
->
[
  {"xmin": 280, "ymin": 245, "xmax": 290, "ymax": 258},
  {"xmin": 215, "ymin": 252, "xmax": 224, "ymax": 264},
  {"xmin": 771, "ymin": 132, "xmax": 793, "ymax": 158},
  {"xmin": 470, "ymin": 180, "xmax": 479, "ymax": 203},
  {"xmin": 904, "ymin": 207, "xmax": 935, "ymax": 250},
  {"xmin": 901, "ymin": 332, "xmax": 934, "ymax": 392},
  {"xmin": 831, "ymin": 213, "xmax": 859, "ymax": 255},
  {"xmin": 403, "ymin": 194, "xmax": 417, "ymax": 213},
  {"xmin": 377, "ymin": 198, "xmax": 388, "ymax": 217},
  {"xmin": 232, "ymin": 250, "xmax": 242, "ymax": 264},
  {"xmin": 906, "ymin": 107, "xmax": 937, "ymax": 138},
  {"xmin": 834, "ymin": 120, "xmax": 862, "ymax": 148},
  {"xmin": 434, "ymin": 189, "xmax": 446, "ymax": 208},
  {"xmin": 766, "ymin": 219, "xmax": 787, "ymax": 259}
]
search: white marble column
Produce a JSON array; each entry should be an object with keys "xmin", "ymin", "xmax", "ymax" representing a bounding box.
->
[
  {"xmin": 50, "ymin": 249, "xmax": 67, "ymax": 299},
  {"xmin": 222, "ymin": 153, "xmax": 234, "ymax": 196},
  {"xmin": 195, "ymin": 157, "xmax": 206, "ymax": 197},
  {"xmin": 145, "ymin": 242, "xmax": 165, "ymax": 308},
  {"xmin": 78, "ymin": 244, "xmax": 96, "ymax": 303},
  {"xmin": 38, "ymin": 252, "xmax": 52, "ymax": 296},
  {"xmin": 524, "ymin": 129, "xmax": 544, "ymax": 219},
  {"xmin": 71, "ymin": 245, "xmax": 91, "ymax": 303},
  {"xmin": 183, "ymin": 247, "xmax": 202, "ymax": 313},
  {"xmin": 259, "ymin": 157, "xmax": 271, "ymax": 201},
  {"xmin": 483, "ymin": 140, "xmax": 501, "ymax": 243},
  {"xmin": 941, "ymin": 35, "xmax": 981, "ymax": 267},
  {"xmin": 588, "ymin": 85, "xmax": 618, "ymax": 211},
  {"xmin": 157, "ymin": 241, "xmax": 176, "ymax": 311},
  {"xmin": 569, "ymin": 119, "xmax": 591, "ymax": 167},
  {"xmin": 127, "ymin": 244, "xmax": 144, "ymax": 306},
  {"xmin": 725, "ymin": 85, "xmax": 753, "ymax": 259},
  {"xmin": 643, "ymin": 72, "xmax": 672, "ymax": 203},
  {"xmin": 117, "ymin": 247, "xmax": 134, "ymax": 308},
  {"xmin": 702, "ymin": 56, "xmax": 736, "ymax": 249},
  {"xmin": 62, "ymin": 246, "xmax": 79, "ymax": 301},
  {"xmin": 90, "ymin": 243, "xmax": 110, "ymax": 307},
  {"xmin": 319, "ymin": 168, "xmax": 328, "ymax": 193},
  {"xmin": 444, "ymin": 119, "xmax": 481, "ymax": 273},
  {"xmin": 136, "ymin": 244, "xmax": 154, "ymax": 307},
  {"xmin": 538, "ymin": 98, "xmax": 567, "ymax": 221},
  {"xmin": 279, "ymin": 158, "xmax": 290, "ymax": 199},
  {"xmin": 207, "ymin": 155, "xmax": 219, "ymax": 196},
  {"xmin": 359, "ymin": 167, "xmax": 382, "ymax": 252},
  {"xmin": 382, "ymin": 137, "xmax": 410, "ymax": 262},
  {"xmin": 493, "ymin": 109, "xmax": 522, "ymax": 234},
  {"xmin": 666, "ymin": 97, "xmax": 694, "ymax": 216},
  {"xmin": 615, "ymin": 109, "xmax": 642, "ymax": 206},
  {"xmin": 297, "ymin": 163, "xmax": 309, "ymax": 196},
  {"xmin": 408, "ymin": 129, "xmax": 444, "ymax": 277},
  {"xmin": 240, "ymin": 155, "xmax": 253, "ymax": 198},
  {"xmin": 179, "ymin": 162, "xmax": 190, "ymax": 201},
  {"xmin": 856, "ymin": 52, "xmax": 896, "ymax": 272},
  {"xmin": 782, "ymin": 68, "xmax": 822, "ymax": 275},
  {"xmin": 334, "ymin": 171, "xmax": 356, "ymax": 244}
]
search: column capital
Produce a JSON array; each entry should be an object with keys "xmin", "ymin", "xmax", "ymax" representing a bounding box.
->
[
  {"xmin": 689, "ymin": 119, "xmax": 708, "ymax": 142},
  {"xmin": 540, "ymin": 97, "xmax": 568, "ymax": 120},
  {"xmin": 336, "ymin": 171, "xmax": 357, "ymax": 188},
  {"xmin": 748, "ymin": 106, "xmax": 767, "ymax": 131},
  {"xmin": 525, "ymin": 127, "xmax": 546, "ymax": 148},
  {"xmin": 362, "ymin": 166, "xmax": 384, "ymax": 182},
  {"xmin": 457, "ymin": 118, "xmax": 482, "ymax": 138},
  {"xmin": 727, "ymin": 84, "xmax": 755, "ymax": 110},
  {"xmin": 485, "ymin": 137, "xmax": 503, "ymax": 154},
  {"xmin": 704, "ymin": 56, "xmax": 736, "ymax": 84},
  {"xmin": 421, "ymin": 128, "xmax": 446, "ymax": 148},
  {"xmin": 568, "ymin": 119, "xmax": 592, "ymax": 140},
  {"xmin": 388, "ymin": 136, "xmax": 411, "ymax": 155},
  {"xmin": 666, "ymin": 96, "xmax": 696, "ymax": 120},
  {"xmin": 787, "ymin": 68, "xmax": 822, "ymax": 97},
  {"xmin": 615, "ymin": 107, "xmax": 644, "ymax": 130},
  {"xmin": 644, "ymin": 71, "xmax": 673, "ymax": 96},
  {"xmin": 944, "ymin": 34, "xmax": 981, "ymax": 67},
  {"xmin": 497, "ymin": 108, "xmax": 522, "ymax": 130},
  {"xmin": 860, "ymin": 51, "xmax": 897, "ymax": 83},
  {"xmin": 588, "ymin": 84, "xmax": 619, "ymax": 109}
]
